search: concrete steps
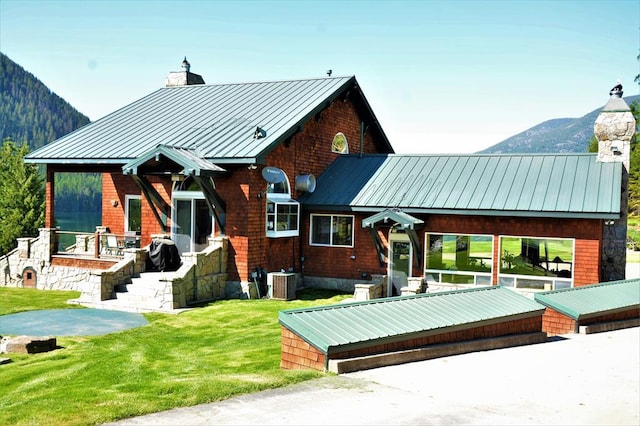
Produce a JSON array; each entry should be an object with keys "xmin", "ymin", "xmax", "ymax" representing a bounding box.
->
[
  {"xmin": 98, "ymin": 272, "xmax": 173, "ymax": 313},
  {"xmin": 112, "ymin": 272, "xmax": 163, "ymax": 312}
]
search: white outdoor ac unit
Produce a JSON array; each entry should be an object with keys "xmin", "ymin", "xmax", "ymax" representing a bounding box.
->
[{"xmin": 267, "ymin": 272, "xmax": 296, "ymax": 300}]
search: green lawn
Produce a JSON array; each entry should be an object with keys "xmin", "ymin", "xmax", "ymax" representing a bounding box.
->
[{"xmin": 0, "ymin": 287, "xmax": 350, "ymax": 426}]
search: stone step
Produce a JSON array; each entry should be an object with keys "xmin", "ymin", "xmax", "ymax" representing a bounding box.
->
[
  {"xmin": 119, "ymin": 281, "xmax": 163, "ymax": 297},
  {"xmin": 102, "ymin": 270, "xmax": 175, "ymax": 313},
  {"xmin": 129, "ymin": 274, "xmax": 163, "ymax": 287}
]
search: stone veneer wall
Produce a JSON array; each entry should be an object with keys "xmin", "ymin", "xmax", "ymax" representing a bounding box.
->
[
  {"xmin": 304, "ymin": 274, "xmax": 387, "ymax": 294},
  {"xmin": 162, "ymin": 238, "xmax": 229, "ymax": 309},
  {"xmin": 1, "ymin": 228, "xmax": 57, "ymax": 288},
  {"xmin": 74, "ymin": 251, "xmax": 144, "ymax": 304}
]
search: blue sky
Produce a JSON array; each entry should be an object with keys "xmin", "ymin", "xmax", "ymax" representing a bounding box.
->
[{"xmin": 1, "ymin": 0, "xmax": 638, "ymax": 154}]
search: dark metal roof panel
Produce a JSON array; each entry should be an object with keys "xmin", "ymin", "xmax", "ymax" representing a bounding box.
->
[
  {"xmin": 279, "ymin": 286, "xmax": 545, "ymax": 354},
  {"xmin": 534, "ymin": 279, "xmax": 640, "ymax": 320},
  {"xmin": 300, "ymin": 153, "xmax": 622, "ymax": 218},
  {"xmin": 26, "ymin": 76, "xmax": 379, "ymax": 164}
]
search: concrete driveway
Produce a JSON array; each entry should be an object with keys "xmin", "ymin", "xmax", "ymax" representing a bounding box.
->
[{"xmin": 111, "ymin": 326, "xmax": 639, "ymax": 426}]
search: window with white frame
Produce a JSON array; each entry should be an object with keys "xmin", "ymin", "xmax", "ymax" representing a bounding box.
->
[
  {"xmin": 310, "ymin": 214, "xmax": 354, "ymax": 247},
  {"xmin": 424, "ymin": 233, "xmax": 493, "ymax": 285},
  {"xmin": 124, "ymin": 195, "xmax": 142, "ymax": 233},
  {"xmin": 265, "ymin": 173, "xmax": 300, "ymax": 238},
  {"xmin": 498, "ymin": 236, "xmax": 574, "ymax": 290}
]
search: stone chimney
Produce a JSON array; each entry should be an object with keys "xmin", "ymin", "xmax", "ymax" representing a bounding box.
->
[
  {"xmin": 594, "ymin": 81, "xmax": 635, "ymax": 170},
  {"xmin": 165, "ymin": 57, "xmax": 206, "ymax": 87},
  {"xmin": 594, "ymin": 81, "xmax": 636, "ymax": 282}
]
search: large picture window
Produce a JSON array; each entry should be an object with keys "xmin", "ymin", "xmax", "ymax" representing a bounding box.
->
[
  {"xmin": 425, "ymin": 233, "xmax": 493, "ymax": 285},
  {"xmin": 310, "ymin": 214, "xmax": 354, "ymax": 247},
  {"xmin": 499, "ymin": 236, "xmax": 574, "ymax": 290}
]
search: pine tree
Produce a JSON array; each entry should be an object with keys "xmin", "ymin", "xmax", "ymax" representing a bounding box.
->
[{"xmin": 0, "ymin": 138, "xmax": 45, "ymax": 255}]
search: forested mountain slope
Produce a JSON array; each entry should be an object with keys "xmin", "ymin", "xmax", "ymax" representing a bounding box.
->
[
  {"xmin": 1, "ymin": 53, "xmax": 99, "ymax": 213},
  {"xmin": 0, "ymin": 52, "xmax": 90, "ymax": 150}
]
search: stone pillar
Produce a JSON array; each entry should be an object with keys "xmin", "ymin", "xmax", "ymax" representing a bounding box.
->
[
  {"xmin": 17, "ymin": 238, "xmax": 32, "ymax": 259},
  {"xmin": 594, "ymin": 83, "xmax": 636, "ymax": 281},
  {"xmin": 38, "ymin": 228, "xmax": 57, "ymax": 262}
]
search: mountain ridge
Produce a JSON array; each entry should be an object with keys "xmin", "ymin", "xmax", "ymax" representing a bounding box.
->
[{"xmin": 479, "ymin": 94, "xmax": 640, "ymax": 154}]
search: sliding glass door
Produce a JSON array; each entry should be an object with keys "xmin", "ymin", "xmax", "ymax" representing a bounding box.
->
[{"xmin": 172, "ymin": 192, "xmax": 213, "ymax": 255}]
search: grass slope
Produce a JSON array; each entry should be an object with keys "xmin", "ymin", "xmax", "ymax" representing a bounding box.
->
[{"xmin": 0, "ymin": 288, "xmax": 350, "ymax": 425}]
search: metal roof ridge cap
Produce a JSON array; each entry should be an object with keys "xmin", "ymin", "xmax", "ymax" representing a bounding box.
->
[
  {"xmin": 173, "ymin": 75, "xmax": 355, "ymax": 88},
  {"xmin": 279, "ymin": 286, "xmax": 504, "ymax": 315}
]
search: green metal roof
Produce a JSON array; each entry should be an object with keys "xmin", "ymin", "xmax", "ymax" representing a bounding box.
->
[
  {"xmin": 300, "ymin": 153, "xmax": 622, "ymax": 219},
  {"xmin": 122, "ymin": 145, "xmax": 226, "ymax": 177},
  {"xmin": 25, "ymin": 76, "xmax": 392, "ymax": 165},
  {"xmin": 279, "ymin": 286, "xmax": 545, "ymax": 355},
  {"xmin": 534, "ymin": 279, "xmax": 640, "ymax": 320}
]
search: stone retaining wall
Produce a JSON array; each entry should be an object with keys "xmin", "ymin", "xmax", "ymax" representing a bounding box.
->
[
  {"xmin": 1, "ymin": 228, "xmax": 57, "ymax": 288},
  {"xmin": 1, "ymin": 228, "xmax": 230, "ymax": 312},
  {"xmin": 307, "ymin": 274, "xmax": 386, "ymax": 295},
  {"xmin": 163, "ymin": 239, "xmax": 229, "ymax": 308}
]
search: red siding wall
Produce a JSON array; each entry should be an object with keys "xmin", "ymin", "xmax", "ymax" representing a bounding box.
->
[
  {"xmin": 281, "ymin": 326, "xmax": 326, "ymax": 371},
  {"xmin": 51, "ymin": 256, "xmax": 117, "ymax": 270},
  {"xmin": 541, "ymin": 307, "xmax": 577, "ymax": 335},
  {"xmin": 541, "ymin": 307, "xmax": 640, "ymax": 335},
  {"xmin": 102, "ymin": 171, "xmax": 170, "ymax": 247},
  {"xmin": 302, "ymin": 213, "xmax": 602, "ymax": 286},
  {"xmin": 302, "ymin": 212, "xmax": 389, "ymax": 281}
]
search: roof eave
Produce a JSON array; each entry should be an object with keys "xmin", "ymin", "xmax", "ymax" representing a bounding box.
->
[
  {"xmin": 300, "ymin": 204, "xmax": 621, "ymax": 220},
  {"xmin": 24, "ymin": 158, "xmax": 132, "ymax": 165}
]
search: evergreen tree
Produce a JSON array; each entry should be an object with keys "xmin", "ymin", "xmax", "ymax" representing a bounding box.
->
[{"xmin": 0, "ymin": 138, "xmax": 45, "ymax": 255}]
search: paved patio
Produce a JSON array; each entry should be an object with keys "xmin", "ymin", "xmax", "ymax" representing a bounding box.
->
[{"xmin": 0, "ymin": 309, "xmax": 148, "ymax": 336}]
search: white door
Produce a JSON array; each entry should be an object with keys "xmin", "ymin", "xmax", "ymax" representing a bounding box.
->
[
  {"xmin": 388, "ymin": 231, "xmax": 412, "ymax": 297},
  {"xmin": 172, "ymin": 192, "xmax": 213, "ymax": 254}
]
